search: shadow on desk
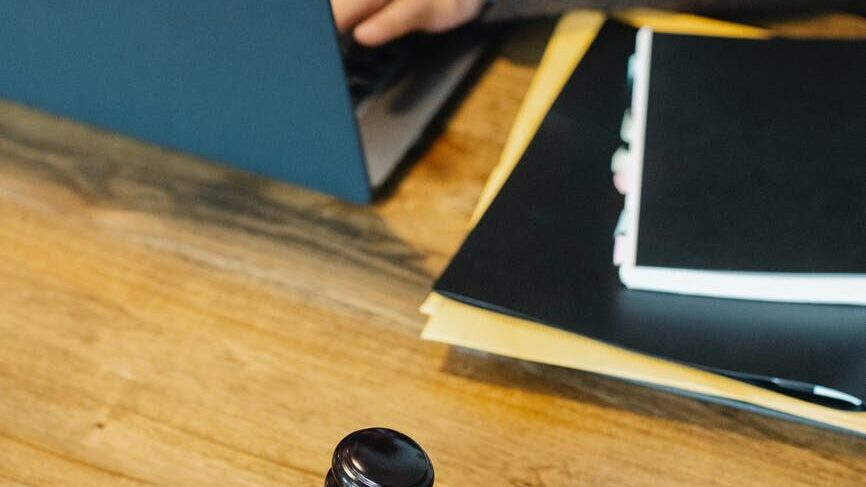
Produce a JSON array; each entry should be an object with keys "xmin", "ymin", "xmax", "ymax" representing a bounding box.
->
[{"xmin": 0, "ymin": 99, "xmax": 432, "ymax": 286}]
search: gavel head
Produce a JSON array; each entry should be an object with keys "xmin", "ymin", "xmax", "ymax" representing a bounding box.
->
[{"xmin": 325, "ymin": 428, "xmax": 434, "ymax": 487}]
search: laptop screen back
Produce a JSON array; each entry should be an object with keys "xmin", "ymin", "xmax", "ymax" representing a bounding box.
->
[{"xmin": 0, "ymin": 0, "xmax": 370, "ymax": 202}]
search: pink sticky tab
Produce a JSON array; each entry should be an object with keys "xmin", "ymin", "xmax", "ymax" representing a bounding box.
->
[{"xmin": 613, "ymin": 171, "xmax": 632, "ymax": 195}]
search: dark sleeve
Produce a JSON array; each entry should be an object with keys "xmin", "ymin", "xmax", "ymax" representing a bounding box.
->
[{"xmin": 483, "ymin": 0, "xmax": 863, "ymax": 22}]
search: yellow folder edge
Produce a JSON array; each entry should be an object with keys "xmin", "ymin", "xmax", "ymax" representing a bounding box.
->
[
  {"xmin": 422, "ymin": 294, "xmax": 865, "ymax": 435},
  {"xmin": 426, "ymin": 10, "xmax": 865, "ymax": 435}
]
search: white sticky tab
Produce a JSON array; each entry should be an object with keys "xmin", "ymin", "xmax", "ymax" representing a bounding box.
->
[
  {"xmin": 611, "ymin": 146, "xmax": 630, "ymax": 173},
  {"xmin": 614, "ymin": 209, "xmax": 629, "ymax": 236},
  {"xmin": 620, "ymin": 109, "xmax": 633, "ymax": 143}
]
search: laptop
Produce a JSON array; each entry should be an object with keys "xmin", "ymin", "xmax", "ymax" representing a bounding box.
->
[{"xmin": 0, "ymin": 1, "xmax": 495, "ymax": 203}]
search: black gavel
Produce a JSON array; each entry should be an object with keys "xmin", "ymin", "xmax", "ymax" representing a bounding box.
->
[{"xmin": 325, "ymin": 428, "xmax": 434, "ymax": 487}]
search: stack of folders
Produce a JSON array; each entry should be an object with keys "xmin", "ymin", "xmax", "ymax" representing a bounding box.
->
[{"xmin": 422, "ymin": 10, "xmax": 866, "ymax": 436}]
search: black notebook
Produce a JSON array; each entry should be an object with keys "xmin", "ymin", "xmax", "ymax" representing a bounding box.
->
[
  {"xmin": 616, "ymin": 29, "xmax": 866, "ymax": 305},
  {"xmin": 434, "ymin": 21, "xmax": 866, "ymax": 412}
]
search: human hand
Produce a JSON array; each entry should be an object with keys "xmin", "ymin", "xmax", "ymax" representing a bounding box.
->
[{"xmin": 331, "ymin": 0, "xmax": 486, "ymax": 46}]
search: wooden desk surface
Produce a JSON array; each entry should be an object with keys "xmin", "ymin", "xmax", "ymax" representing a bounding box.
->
[{"xmin": 1, "ymin": 15, "xmax": 864, "ymax": 487}]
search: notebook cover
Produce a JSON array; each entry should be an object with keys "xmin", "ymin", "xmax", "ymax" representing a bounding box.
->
[
  {"xmin": 636, "ymin": 34, "xmax": 866, "ymax": 272},
  {"xmin": 434, "ymin": 20, "xmax": 866, "ymax": 405}
]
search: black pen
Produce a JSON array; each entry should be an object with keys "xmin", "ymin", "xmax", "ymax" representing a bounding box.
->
[{"xmin": 769, "ymin": 377, "xmax": 863, "ymax": 409}]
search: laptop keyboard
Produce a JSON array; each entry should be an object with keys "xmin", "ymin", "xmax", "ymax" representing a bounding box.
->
[{"xmin": 340, "ymin": 36, "xmax": 413, "ymax": 106}]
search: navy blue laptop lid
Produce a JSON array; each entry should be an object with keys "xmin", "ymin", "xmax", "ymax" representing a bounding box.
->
[{"xmin": 0, "ymin": 1, "xmax": 371, "ymax": 202}]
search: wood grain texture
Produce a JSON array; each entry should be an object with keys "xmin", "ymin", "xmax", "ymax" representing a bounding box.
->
[{"xmin": 0, "ymin": 17, "xmax": 864, "ymax": 487}]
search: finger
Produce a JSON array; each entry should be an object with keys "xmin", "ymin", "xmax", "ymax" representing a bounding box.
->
[
  {"xmin": 330, "ymin": 0, "xmax": 390, "ymax": 32},
  {"xmin": 353, "ymin": 0, "xmax": 484, "ymax": 46},
  {"xmin": 421, "ymin": 0, "xmax": 486, "ymax": 33},
  {"xmin": 353, "ymin": 0, "xmax": 433, "ymax": 46}
]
